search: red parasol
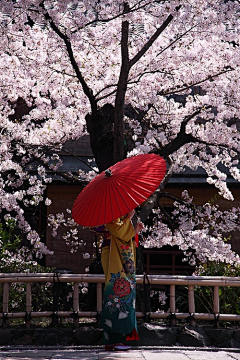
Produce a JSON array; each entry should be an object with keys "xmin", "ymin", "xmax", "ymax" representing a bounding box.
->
[{"xmin": 72, "ymin": 154, "xmax": 166, "ymax": 227}]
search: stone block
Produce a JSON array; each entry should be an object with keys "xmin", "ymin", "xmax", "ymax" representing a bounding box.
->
[
  {"xmin": 73, "ymin": 327, "xmax": 103, "ymax": 345},
  {"xmin": 177, "ymin": 326, "xmax": 210, "ymax": 347},
  {"xmin": 14, "ymin": 334, "xmax": 33, "ymax": 345},
  {"xmin": 219, "ymin": 338, "xmax": 240, "ymax": 348},
  {"xmin": 136, "ymin": 323, "xmax": 177, "ymax": 346},
  {"xmin": 0, "ymin": 329, "xmax": 13, "ymax": 345},
  {"xmin": 204, "ymin": 328, "xmax": 234, "ymax": 346},
  {"xmin": 35, "ymin": 329, "xmax": 60, "ymax": 346},
  {"xmin": 233, "ymin": 329, "xmax": 240, "ymax": 343}
]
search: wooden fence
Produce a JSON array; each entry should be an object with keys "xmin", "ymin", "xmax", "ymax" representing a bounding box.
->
[{"xmin": 1, "ymin": 273, "xmax": 240, "ymax": 328}]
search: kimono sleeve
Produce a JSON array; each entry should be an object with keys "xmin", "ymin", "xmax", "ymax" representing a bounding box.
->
[{"xmin": 106, "ymin": 217, "xmax": 135, "ymax": 242}]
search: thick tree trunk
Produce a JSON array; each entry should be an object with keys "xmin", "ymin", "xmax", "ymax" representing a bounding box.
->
[
  {"xmin": 86, "ymin": 104, "xmax": 115, "ymax": 172},
  {"xmin": 113, "ymin": 17, "xmax": 130, "ymax": 163}
]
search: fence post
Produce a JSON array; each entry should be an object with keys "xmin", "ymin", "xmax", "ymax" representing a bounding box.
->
[
  {"xmin": 26, "ymin": 282, "xmax": 32, "ymax": 328},
  {"xmin": 3, "ymin": 282, "xmax": 10, "ymax": 327},
  {"xmin": 1, "ymin": 274, "xmax": 240, "ymax": 325},
  {"xmin": 97, "ymin": 282, "xmax": 102, "ymax": 318},
  {"xmin": 188, "ymin": 284, "xmax": 196, "ymax": 327},
  {"xmin": 73, "ymin": 282, "xmax": 79, "ymax": 328},
  {"xmin": 169, "ymin": 284, "xmax": 176, "ymax": 326},
  {"xmin": 213, "ymin": 285, "xmax": 220, "ymax": 328}
]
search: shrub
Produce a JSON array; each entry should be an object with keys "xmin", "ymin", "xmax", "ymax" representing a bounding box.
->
[{"xmin": 175, "ymin": 262, "xmax": 240, "ymax": 315}]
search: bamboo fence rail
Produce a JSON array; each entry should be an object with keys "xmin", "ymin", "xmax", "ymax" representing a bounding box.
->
[{"xmin": 1, "ymin": 273, "xmax": 240, "ymax": 328}]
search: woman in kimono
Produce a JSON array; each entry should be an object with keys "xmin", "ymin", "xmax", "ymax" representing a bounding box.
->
[{"xmin": 100, "ymin": 210, "xmax": 144, "ymax": 351}]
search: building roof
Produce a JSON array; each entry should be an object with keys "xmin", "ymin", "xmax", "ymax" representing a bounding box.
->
[{"xmin": 28, "ymin": 135, "xmax": 239, "ymax": 185}]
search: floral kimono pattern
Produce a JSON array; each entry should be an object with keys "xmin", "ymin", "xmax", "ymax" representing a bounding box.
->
[{"xmin": 100, "ymin": 217, "xmax": 139, "ymax": 345}]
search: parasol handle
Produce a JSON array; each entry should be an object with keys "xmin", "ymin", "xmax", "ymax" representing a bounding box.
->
[
  {"xmin": 131, "ymin": 212, "xmax": 138, "ymax": 227},
  {"xmin": 132, "ymin": 214, "xmax": 144, "ymax": 247},
  {"xmin": 135, "ymin": 233, "xmax": 139, "ymax": 247}
]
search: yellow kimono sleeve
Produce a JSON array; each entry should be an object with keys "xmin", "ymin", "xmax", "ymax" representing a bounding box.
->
[{"xmin": 105, "ymin": 217, "xmax": 135, "ymax": 242}]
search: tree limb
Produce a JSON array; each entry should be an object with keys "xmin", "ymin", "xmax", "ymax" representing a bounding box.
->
[
  {"xmin": 113, "ymin": 2, "xmax": 131, "ymax": 162},
  {"xmin": 129, "ymin": 6, "xmax": 181, "ymax": 68},
  {"xmin": 158, "ymin": 67, "xmax": 234, "ymax": 97},
  {"xmin": 39, "ymin": 1, "xmax": 97, "ymax": 112},
  {"xmin": 156, "ymin": 24, "xmax": 197, "ymax": 58}
]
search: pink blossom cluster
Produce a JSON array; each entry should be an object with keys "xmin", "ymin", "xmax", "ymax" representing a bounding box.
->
[
  {"xmin": 142, "ymin": 191, "xmax": 240, "ymax": 265},
  {"xmin": 47, "ymin": 210, "xmax": 86, "ymax": 252},
  {"xmin": 0, "ymin": 1, "xmax": 240, "ymax": 266}
]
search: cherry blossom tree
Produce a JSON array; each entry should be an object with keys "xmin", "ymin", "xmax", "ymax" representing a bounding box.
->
[{"xmin": 1, "ymin": 0, "xmax": 240, "ymax": 266}]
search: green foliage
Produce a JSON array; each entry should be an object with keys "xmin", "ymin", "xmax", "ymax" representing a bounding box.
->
[
  {"xmin": 176, "ymin": 262, "xmax": 240, "ymax": 315},
  {"xmin": 0, "ymin": 219, "xmax": 20, "ymax": 270},
  {"xmin": 195, "ymin": 262, "xmax": 240, "ymax": 314},
  {"xmin": 197, "ymin": 262, "xmax": 240, "ymax": 277},
  {"xmin": 0, "ymin": 219, "xmax": 28, "ymax": 272},
  {"xmin": 0, "ymin": 219, "xmax": 55, "ymax": 313},
  {"xmin": 0, "ymin": 268, "xmax": 54, "ymax": 313}
]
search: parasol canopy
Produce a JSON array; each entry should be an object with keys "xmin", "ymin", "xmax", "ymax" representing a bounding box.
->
[{"xmin": 72, "ymin": 153, "xmax": 166, "ymax": 227}]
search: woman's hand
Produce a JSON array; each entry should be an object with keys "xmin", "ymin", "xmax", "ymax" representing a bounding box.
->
[
  {"xmin": 127, "ymin": 209, "xmax": 135, "ymax": 219},
  {"xmin": 134, "ymin": 221, "xmax": 144, "ymax": 234}
]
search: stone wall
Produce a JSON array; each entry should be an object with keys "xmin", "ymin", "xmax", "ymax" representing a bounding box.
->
[{"xmin": 1, "ymin": 324, "xmax": 240, "ymax": 348}]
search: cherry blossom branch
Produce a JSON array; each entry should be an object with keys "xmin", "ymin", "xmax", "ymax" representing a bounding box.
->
[
  {"xmin": 157, "ymin": 105, "xmax": 212, "ymax": 157},
  {"xmin": 158, "ymin": 67, "xmax": 234, "ymax": 97},
  {"xmin": 113, "ymin": 2, "xmax": 131, "ymax": 162},
  {"xmin": 156, "ymin": 25, "xmax": 198, "ymax": 57},
  {"xmin": 30, "ymin": 152, "xmax": 90, "ymax": 185},
  {"xmin": 39, "ymin": 1, "xmax": 97, "ymax": 112},
  {"xmin": 61, "ymin": 148, "xmax": 98, "ymax": 173},
  {"xmin": 128, "ymin": 69, "xmax": 175, "ymax": 86},
  {"xmin": 129, "ymin": 6, "xmax": 181, "ymax": 68},
  {"xmin": 138, "ymin": 161, "xmax": 175, "ymax": 222},
  {"xmin": 95, "ymin": 84, "xmax": 118, "ymax": 101},
  {"xmin": 71, "ymin": 0, "xmax": 153, "ymax": 31}
]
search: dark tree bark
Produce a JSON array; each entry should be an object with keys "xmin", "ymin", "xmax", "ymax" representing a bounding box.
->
[
  {"xmin": 113, "ymin": 10, "xmax": 130, "ymax": 163},
  {"xmin": 86, "ymin": 104, "xmax": 115, "ymax": 172}
]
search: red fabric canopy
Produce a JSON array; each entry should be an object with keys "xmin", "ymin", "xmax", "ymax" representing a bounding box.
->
[{"xmin": 72, "ymin": 154, "xmax": 166, "ymax": 227}]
